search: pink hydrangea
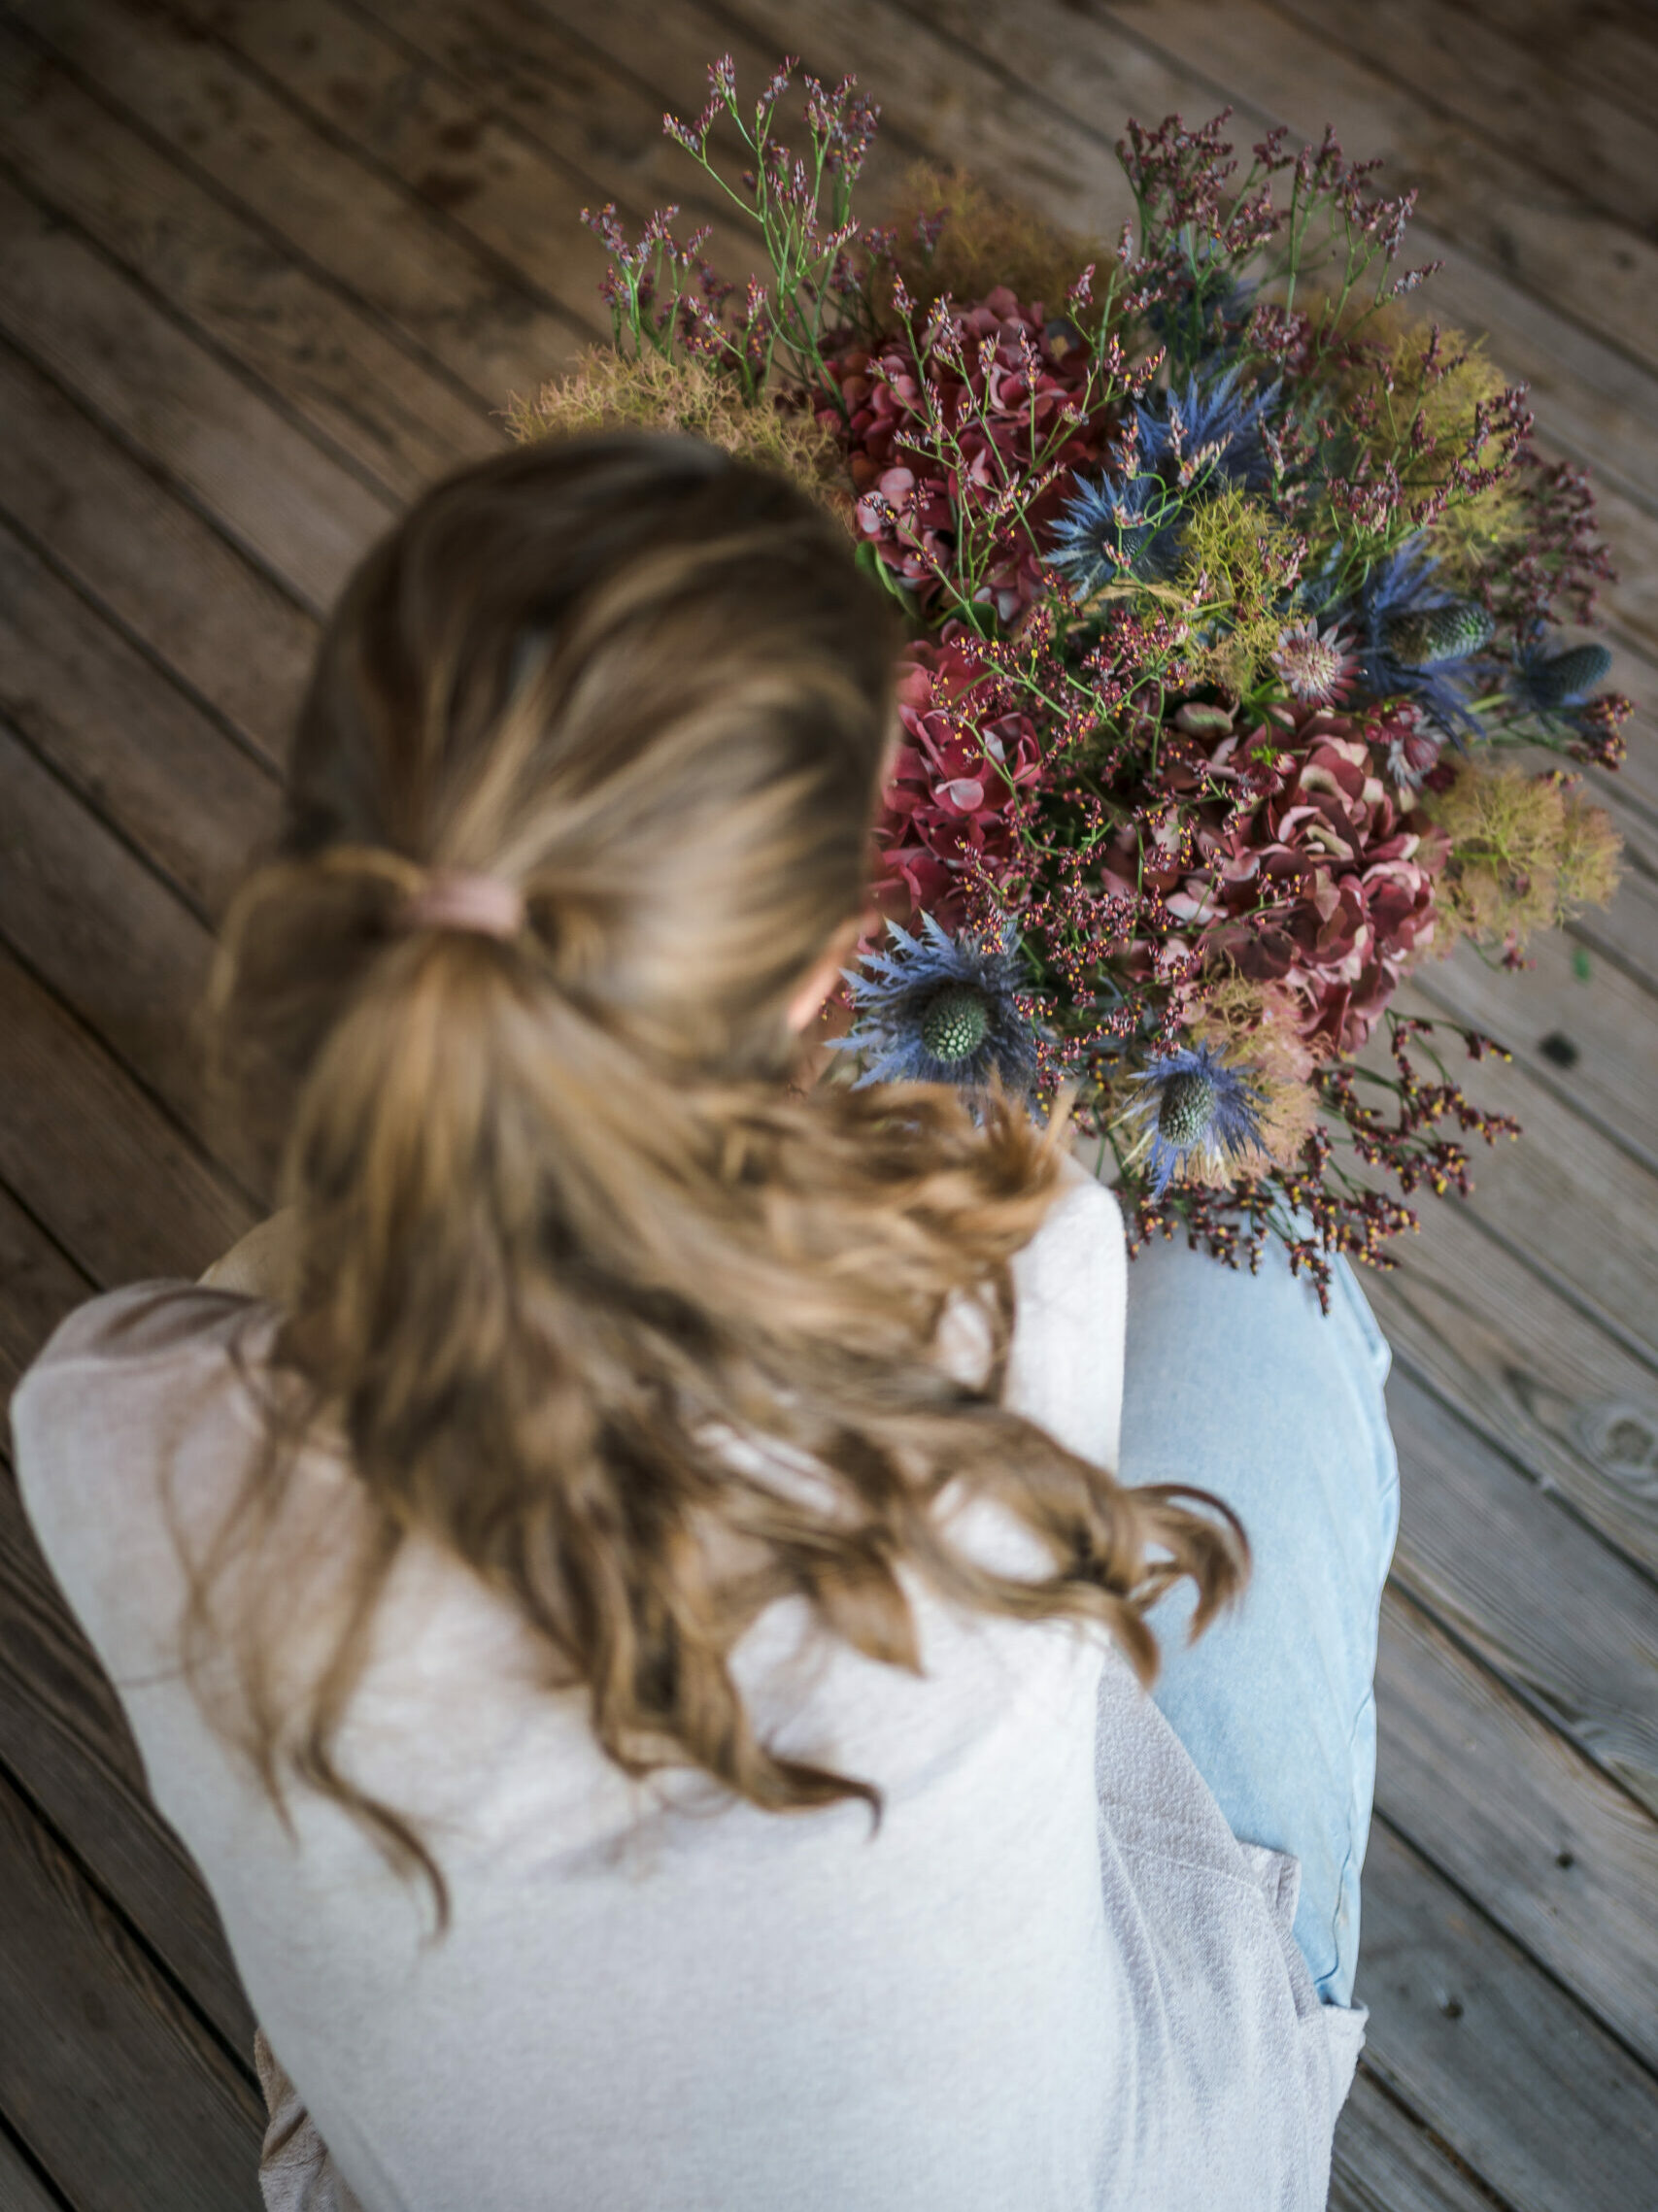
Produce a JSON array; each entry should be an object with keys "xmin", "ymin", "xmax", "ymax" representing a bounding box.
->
[
  {"xmin": 822, "ymin": 288, "xmax": 1106, "ymax": 623},
  {"xmin": 875, "ymin": 638, "xmax": 1046, "ymax": 926},
  {"xmin": 1112, "ymin": 708, "xmax": 1450, "ymax": 1056}
]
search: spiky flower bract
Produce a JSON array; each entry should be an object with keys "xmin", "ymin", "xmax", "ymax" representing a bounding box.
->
[
  {"xmin": 1271, "ymin": 618, "xmax": 1361, "ymax": 705},
  {"xmin": 1351, "ymin": 546, "xmax": 1491, "ymax": 743},
  {"xmin": 1134, "ymin": 365, "xmax": 1282, "ymax": 496},
  {"xmin": 1046, "ymin": 471, "xmax": 1185, "ymax": 592},
  {"xmin": 1510, "ymin": 631, "xmax": 1616, "ymax": 743},
  {"xmin": 836, "ymin": 914, "xmax": 1039, "ymax": 1092},
  {"xmin": 1115, "ymin": 1043, "xmax": 1269, "ymax": 1196}
]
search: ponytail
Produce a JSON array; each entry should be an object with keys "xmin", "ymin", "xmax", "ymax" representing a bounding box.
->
[{"xmin": 193, "ymin": 435, "xmax": 1249, "ymax": 1926}]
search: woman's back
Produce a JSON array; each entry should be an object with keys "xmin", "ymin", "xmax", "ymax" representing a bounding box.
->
[{"xmin": 15, "ymin": 1171, "xmax": 1354, "ymax": 2212}]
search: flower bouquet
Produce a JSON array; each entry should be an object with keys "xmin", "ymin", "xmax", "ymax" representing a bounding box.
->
[{"xmin": 509, "ymin": 58, "xmax": 1630, "ymax": 1298}]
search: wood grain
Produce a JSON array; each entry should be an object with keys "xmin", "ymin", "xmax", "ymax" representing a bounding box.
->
[
  {"xmin": 0, "ymin": 1762, "xmax": 262, "ymax": 2212},
  {"xmin": 0, "ymin": 338, "xmax": 312, "ymax": 766},
  {"xmin": 0, "ymin": 945, "xmax": 252, "ymax": 1287},
  {"xmin": 1367, "ymin": 1214, "xmax": 1658, "ymax": 1582},
  {"xmin": 17, "ymin": 0, "xmax": 586, "ymax": 406},
  {"xmin": 208, "ymin": 0, "xmax": 660, "ymax": 326},
  {"xmin": 1358, "ymin": 1820, "xmax": 1658, "ymax": 2212},
  {"xmin": 1387, "ymin": 1366, "xmax": 1658, "ymax": 1818},
  {"xmin": 1410, "ymin": 922, "xmax": 1658, "ymax": 1173},
  {"xmin": 0, "ymin": 721, "xmax": 269, "ymax": 1196},
  {"xmin": 1373, "ymin": 1584, "xmax": 1658, "ymax": 2068},
  {"xmin": 1452, "ymin": 0, "xmax": 1658, "ymax": 139},
  {"xmin": 0, "ymin": 166, "xmax": 394, "ymax": 613},
  {"xmin": 0, "ymin": 1189, "xmax": 90, "ymax": 1409},
  {"xmin": 0, "ymin": 518, "xmax": 278, "ymax": 921},
  {"xmin": 0, "ymin": 2119, "xmax": 70, "ymax": 2212},
  {"xmin": 1384, "ymin": 981, "xmax": 1658, "ymax": 1370},
  {"xmin": 1331, "ymin": 2067, "xmax": 1515, "ymax": 2212},
  {"xmin": 1259, "ymin": 0, "xmax": 1658, "ymax": 241},
  {"xmin": 0, "ymin": 14, "xmax": 500, "ymax": 503}
]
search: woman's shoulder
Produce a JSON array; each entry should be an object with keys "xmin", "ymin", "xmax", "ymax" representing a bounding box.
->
[
  {"xmin": 11, "ymin": 1283, "xmax": 281, "ymax": 1649},
  {"xmin": 19, "ymin": 1279, "xmax": 274, "ymax": 1383}
]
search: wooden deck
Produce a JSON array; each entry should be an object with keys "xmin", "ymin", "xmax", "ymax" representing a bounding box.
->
[{"xmin": 0, "ymin": 0, "xmax": 1654, "ymax": 2203}]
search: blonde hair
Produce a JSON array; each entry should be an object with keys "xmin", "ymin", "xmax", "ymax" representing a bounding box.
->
[{"xmin": 199, "ymin": 434, "xmax": 1246, "ymax": 1924}]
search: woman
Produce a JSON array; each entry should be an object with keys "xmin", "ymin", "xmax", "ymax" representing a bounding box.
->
[{"xmin": 13, "ymin": 435, "xmax": 1395, "ymax": 2211}]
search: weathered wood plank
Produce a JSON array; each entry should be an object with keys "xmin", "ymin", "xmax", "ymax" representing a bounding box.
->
[
  {"xmin": 0, "ymin": 1453, "xmax": 257, "ymax": 2059},
  {"xmin": 1374, "ymin": 1584, "xmax": 1658, "ymax": 2068},
  {"xmin": 1331, "ymin": 2067, "xmax": 1516, "ymax": 2212},
  {"xmin": 1358, "ymin": 1820, "xmax": 1658, "ymax": 2212},
  {"xmin": 1260, "ymin": 0, "xmax": 1658, "ymax": 242},
  {"xmin": 0, "ymin": 167, "xmax": 395, "ymax": 613},
  {"xmin": 199, "ymin": 0, "xmax": 704, "ymax": 338},
  {"xmin": 0, "ymin": 338, "xmax": 312, "ymax": 767},
  {"xmin": 0, "ymin": 945, "xmax": 252, "ymax": 1287},
  {"xmin": 1455, "ymin": 0, "xmax": 1658, "ymax": 139},
  {"xmin": 1385, "ymin": 980, "xmax": 1658, "ymax": 1368},
  {"xmin": 1412, "ymin": 922, "xmax": 1658, "ymax": 1172},
  {"xmin": 0, "ymin": 15, "xmax": 500, "ymax": 503},
  {"xmin": 0, "ymin": 1190, "xmax": 88, "ymax": 1410},
  {"xmin": 1368, "ymin": 1211, "xmax": 1658, "ymax": 1584},
  {"xmin": 0, "ymin": 721, "xmax": 270, "ymax": 1196},
  {"xmin": 1387, "ymin": 1366, "xmax": 1658, "ymax": 1819},
  {"xmin": 0, "ymin": 2120, "xmax": 67, "ymax": 2212},
  {"xmin": 0, "ymin": 519, "xmax": 278, "ymax": 921},
  {"xmin": 16, "ymin": 0, "xmax": 588, "ymax": 404},
  {"xmin": 0, "ymin": 1761, "xmax": 262, "ymax": 2212},
  {"xmin": 341, "ymin": 0, "xmax": 772, "ymax": 286},
  {"xmin": 350, "ymin": 0, "xmax": 728, "ymax": 218}
]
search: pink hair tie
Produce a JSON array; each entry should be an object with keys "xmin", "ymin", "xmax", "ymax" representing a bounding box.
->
[{"xmin": 398, "ymin": 869, "xmax": 526, "ymax": 941}]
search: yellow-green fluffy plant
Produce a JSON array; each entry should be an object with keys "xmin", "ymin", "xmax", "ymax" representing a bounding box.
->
[
  {"xmin": 506, "ymin": 348, "xmax": 854, "ymax": 528},
  {"xmin": 886, "ymin": 162, "xmax": 1102, "ymax": 321},
  {"xmin": 1426, "ymin": 759, "xmax": 1621, "ymax": 950},
  {"xmin": 1329, "ymin": 300, "xmax": 1528, "ymax": 584},
  {"xmin": 1174, "ymin": 489, "xmax": 1306, "ymax": 694}
]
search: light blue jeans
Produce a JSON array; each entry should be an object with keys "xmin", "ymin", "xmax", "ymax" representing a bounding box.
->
[{"xmin": 1118, "ymin": 1233, "xmax": 1401, "ymax": 2009}]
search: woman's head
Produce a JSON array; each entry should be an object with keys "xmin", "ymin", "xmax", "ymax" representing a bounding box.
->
[
  {"xmin": 250, "ymin": 433, "xmax": 898, "ymax": 1089},
  {"xmin": 202, "ymin": 433, "xmax": 1245, "ymax": 1924}
]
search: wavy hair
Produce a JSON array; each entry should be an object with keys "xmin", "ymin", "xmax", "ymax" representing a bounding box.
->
[{"xmin": 197, "ymin": 433, "xmax": 1247, "ymax": 1926}]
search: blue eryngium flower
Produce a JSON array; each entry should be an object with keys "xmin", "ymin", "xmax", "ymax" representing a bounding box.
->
[
  {"xmin": 1133, "ymin": 364, "xmax": 1283, "ymax": 496},
  {"xmin": 1117, "ymin": 1042, "xmax": 1267, "ymax": 1197},
  {"xmin": 1046, "ymin": 471, "xmax": 1184, "ymax": 592},
  {"xmin": 1351, "ymin": 546, "xmax": 1494, "ymax": 744},
  {"xmin": 1512, "ymin": 632, "xmax": 1614, "ymax": 721},
  {"xmin": 835, "ymin": 915, "xmax": 1038, "ymax": 1093}
]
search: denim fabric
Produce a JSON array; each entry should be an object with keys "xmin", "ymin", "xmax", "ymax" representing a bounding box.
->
[{"xmin": 1118, "ymin": 1234, "xmax": 1401, "ymax": 2009}]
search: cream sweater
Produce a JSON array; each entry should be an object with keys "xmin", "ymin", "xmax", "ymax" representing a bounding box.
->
[{"xmin": 13, "ymin": 1166, "xmax": 1360, "ymax": 2210}]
